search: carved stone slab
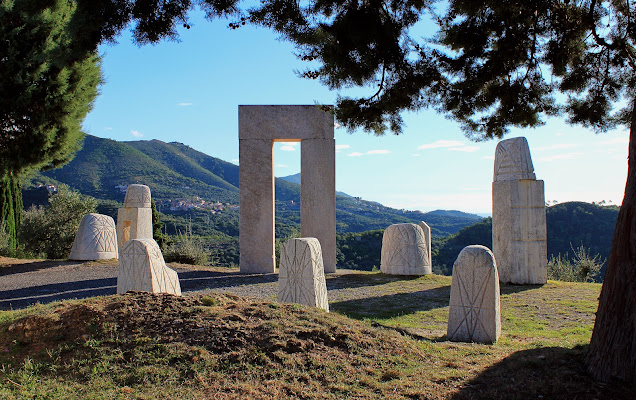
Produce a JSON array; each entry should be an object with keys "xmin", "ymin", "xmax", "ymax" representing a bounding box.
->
[
  {"xmin": 447, "ymin": 245, "xmax": 501, "ymax": 344},
  {"xmin": 117, "ymin": 238, "xmax": 181, "ymax": 296},
  {"xmin": 278, "ymin": 238, "xmax": 329, "ymax": 311},
  {"xmin": 69, "ymin": 213, "xmax": 118, "ymax": 260},
  {"xmin": 494, "ymin": 137, "xmax": 536, "ymax": 181},
  {"xmin": 380, "ymin": 223, "xmax": 432, "ymax": 275}
]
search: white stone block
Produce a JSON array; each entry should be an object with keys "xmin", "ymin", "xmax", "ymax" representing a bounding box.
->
[
  {"xmin": 380, "ymin": 223, "xmax": 432, "ymax": 275},
  {"xmin": 69, "ymin": 213, "xmax": 118, "ymax": 260},
  {"xmin": 447, "ymin": 245, "xmax": 501, "ymax": 344},
  {"xmin": 117, "ymin": 238, "xmax": 181, "ymax": 296},
  {"xmin": 278, "ymin": 238, "xmax": 329, "ymax": 311}
]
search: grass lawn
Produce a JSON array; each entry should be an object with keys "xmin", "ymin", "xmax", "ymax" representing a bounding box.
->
[{"xmin": 0, "ymin": 270, "xmax": 633, "ymax": 399}]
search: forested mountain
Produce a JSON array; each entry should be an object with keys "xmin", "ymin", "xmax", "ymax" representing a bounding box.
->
[{"xmin": 26, "ymin": 135, "xmax": 482, "ymax": 236}]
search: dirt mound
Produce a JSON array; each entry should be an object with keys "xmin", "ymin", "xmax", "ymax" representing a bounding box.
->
[{"xmin": 0, "ymin": 292, "xmax": 431, "ymax": 399}]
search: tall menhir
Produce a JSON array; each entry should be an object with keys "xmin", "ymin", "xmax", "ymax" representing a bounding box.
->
[{"xmin": 492, "ymin": 137, "xmax": 547, "ymax": 284}]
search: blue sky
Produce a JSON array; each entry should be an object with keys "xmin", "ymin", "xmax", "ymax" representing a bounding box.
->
[{"xmin": 83, "ymin": 11, "xmax": 629, "ymax": 215}]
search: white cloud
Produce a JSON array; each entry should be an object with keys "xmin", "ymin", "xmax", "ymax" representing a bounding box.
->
[
  {"xmin": 280, "ymin": 145, "xmax": 296, "ymax": 151},
  {"xmin": 334, "ymin": 122, "xmax": 342, "ymax": 129},
  {"xmin": 335, "ymin": 144, "xmax": 350, "ymax": 151},
  {"xmin": 412, "ymin": 153, "xmax": 421, "ymax": 157},
  {"xmin": 538, "ymin": 152, "xmax": 583, "ymax": 162},
  {"xmin": 103, "ymin": 127, "xmax": 113, "ymax": 131},
  {"xmin": 276, "ymin": 164, "xmax": 288, "ymax": 168},
  {"xmin": 418, "ymin": 140, "xmax": 464, "ymax": 150},
  {"xmin": 177, "ymin": 102, "xmax": 193, "ymax": 106},
  {"xmin": 348, "ymin": 152, "xmax": 364, "ymax": 157},
  {"xmin": 366, "ymin": 149, "xmax": 391, "ymax": 155},
  {"xmin": 131, "ymin": 130, "xmax": 143, "ymax": 138},
  {"xmin": 482, "ymin": 155, "xmax": 495, "ymax": 160},
  {"xmin": 532, "ymin": 143, "xmax": 578, "ymax": 151},
  {"xmin": 449, "ymin": 146, "xmax": 480, "ymax": 152},
  {"xmin": 231, "ymin": 159, "xmax": 239, "ymax": 163}
]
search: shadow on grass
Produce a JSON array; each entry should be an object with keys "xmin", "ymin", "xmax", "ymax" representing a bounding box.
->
[
  {"xmin": 327, "ymin": 272, "xmax": 424, "ymax": 290},
  {"xmin": 330, "ymin": 285, "xmax": 451, "ymax": 320},
  {"xmin": 449, "ymin": 345, "xmax": 635, "ymax": 400},
  {"xmin": 500, "ymin": 283, "xmax": 546, "ymax": 295}
]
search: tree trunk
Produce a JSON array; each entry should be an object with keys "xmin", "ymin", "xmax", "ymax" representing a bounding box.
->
[
  {"xmin": 587, "ymin": 101, "xmax": 636, "ymax": 382},
  {"xmin": 0, "ymin": 172, "xmax": 22, "ymax": 250}
]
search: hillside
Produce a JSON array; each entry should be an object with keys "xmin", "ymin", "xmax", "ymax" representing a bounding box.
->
[
  {"xmin": 29, "ymin": 134, "xmax": 481, "ymax": 236},
  {"xmin": 0, "ymin": 266, "xmax": 633, "ymax": 399},
  {"xmin": 431, "ymin": 202, "xmax": 619, "ymax": 275}
]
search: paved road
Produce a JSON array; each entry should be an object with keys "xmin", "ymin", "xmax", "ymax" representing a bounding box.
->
[
  {"xmin": 0, "ymin": 258, "xmax": 281, "ymax": 310},
  {"xmin": 0, "ymin": 258, "xmax": 371, "ymax": 310}
]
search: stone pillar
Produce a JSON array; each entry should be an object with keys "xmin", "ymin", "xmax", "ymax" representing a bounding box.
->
[
  {"xmin": 492, "ymin": 137, "xmax": 547, "ymax": 284},
  {"xmin": 239, "ymin": 139, "xmax": 275, "ymax": 273},
  {"xmin": 301, "ymin": 138, "xmax": 336, "ymax": 273},
  {"xmin": 278, "ymin": 237, "xmax": 329, "ymax": 311},
  {"xmin": 447, "ymin": 245, "xmax": 501, "ymax": 344},
  {"xmin": 116, "ymin": 184, "xmax": 153, "ymax": 252}
]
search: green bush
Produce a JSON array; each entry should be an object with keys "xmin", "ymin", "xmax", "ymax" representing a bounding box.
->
[
  {"xmin": 19, "ymin": 186, "xmax": 96, "ymax": 259},
  {"xmin": 163, "ymin": 226, "xmax": 209, "ymax": 266},
  {"xmin": 547, "ymin": 245, "xmax": 604, "ymax": 283}
]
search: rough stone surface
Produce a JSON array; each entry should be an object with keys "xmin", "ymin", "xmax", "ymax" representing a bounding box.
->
[
  {"xmin": 278, "ymin": 238, "xmax": 329, "ymax": 311},
  {"xmin": 69, "ymin": 214, "xmax": 118, "ymax": 260},
  {"xmin": 492, "ymin": 137, "xmax": 547, "ymax": 284},
  {"xmin": 117, "ymin": 238, "xmax": 181, "ymax": 295},
  {"xmin": 116, "ymin": 184, "xmax": 153, "ymax": 253},
  {"xmin": 493, "ymin": 137, "xmax": 536, "ymax": 181},
  {"xmin": 447, "ymin": 245, "xmax": 501, "ymax": 344},
  {"xmin": 124, "ymin": 184, "xmax": 152, "ymax": 208},
  {"xmin": 380, "ymin": 223, "xmax": 432, "ymax": 275},
  {"xmin": 239, "ymin": 105, "xmax": 335, "ymax": 274},
  {"xmin": 418, "ymin": 221, "xmax": 432, "ymax": 269}
]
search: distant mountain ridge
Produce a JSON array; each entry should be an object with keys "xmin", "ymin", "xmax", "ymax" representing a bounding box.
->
[{"xmin": 30, "ymin": 135, "xmax": 483, "ymax": 236}]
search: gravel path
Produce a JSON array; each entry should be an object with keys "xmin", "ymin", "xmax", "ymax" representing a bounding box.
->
[{"xmin": 0, "ymin": 257, "xmax": 375, "ymax": 310}]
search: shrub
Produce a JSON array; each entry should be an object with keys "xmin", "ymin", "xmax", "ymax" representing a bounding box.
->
[
  {"xmin": 163, "ymin": 225, "xmax": 209, "ymax": 265},
  {"xmin": 547, "ymin": 245, "xmax": 604, "ymax": 283},
  {"xmin": 19, "ymin": 186, "xmax": 97, "ymax": 259}
]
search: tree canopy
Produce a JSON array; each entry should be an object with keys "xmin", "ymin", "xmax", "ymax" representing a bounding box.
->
[{"xmin": 0, "ymin": 0, "xmax": 102, "ymax": 247}]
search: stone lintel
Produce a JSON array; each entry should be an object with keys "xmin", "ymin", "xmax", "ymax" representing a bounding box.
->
[{"xmin": 239, "ymin": 105, "xmax": 334, "ymax": 140}]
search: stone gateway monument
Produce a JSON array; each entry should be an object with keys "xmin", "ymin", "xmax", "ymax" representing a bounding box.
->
[
  {"xmin": 447, "ymin": 245, "xmax": 501, "ymax": 344},
  {"xmin": 239, "ymin": 105, "xmax": 336, "ymax": 274},
  {"xmin": 492, "ymin": 137, "xmax": 547, "ymax": 284}
]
